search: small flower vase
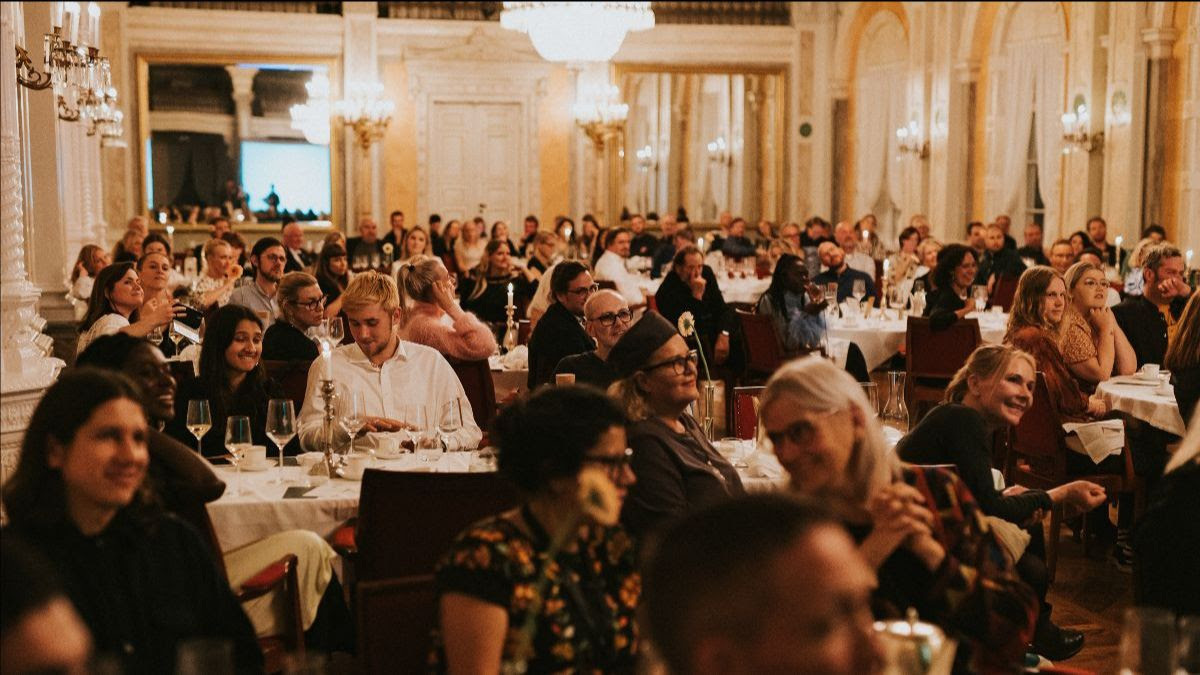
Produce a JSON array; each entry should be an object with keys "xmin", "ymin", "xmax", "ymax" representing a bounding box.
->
[{"xmin": 700, "ymin": 380, "xmax": 718, "ymax": 441}]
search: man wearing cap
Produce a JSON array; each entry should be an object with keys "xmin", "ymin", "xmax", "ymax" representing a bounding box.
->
[
  {"xmin": 527, "ymin": 261, "xmax": 597, "ymax": 389},
  {"xmin": 607, "ymin": 312, "xmax": 745, "ymax": 537},
  {"xmin": 553, "ymin": 290, "xmax": 632, "ymax": 390}
]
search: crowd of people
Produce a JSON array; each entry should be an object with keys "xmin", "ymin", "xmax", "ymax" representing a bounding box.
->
[{"xmin": 4, "ymin": 205, "xmax": 1197, "ymax": 674}]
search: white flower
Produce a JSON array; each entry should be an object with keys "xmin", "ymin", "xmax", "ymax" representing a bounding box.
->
[
  {"xmin": 381, "ymin": 243, "xmax": 394, "ymax": 255},
  {"xmin": 677, "ymin": 311, "xmax": 696, "ymax": 338},
  {"xmin": 577, "ymin": 467, "xmax": 620, "ymax": 526}
]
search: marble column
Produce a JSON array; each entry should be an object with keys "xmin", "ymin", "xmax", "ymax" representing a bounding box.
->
[
  {"xmin": 225, "ymin": 65, "xmax": 259, "ymax": 185},
  {"xmin": 1, "ymin": 2, "xmax": 66, "ymax": 484}
]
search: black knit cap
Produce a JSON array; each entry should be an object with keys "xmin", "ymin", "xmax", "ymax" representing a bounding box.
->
[{"xmin": 607, "ymin": 311, "xmax": 680, "ymax": 379}]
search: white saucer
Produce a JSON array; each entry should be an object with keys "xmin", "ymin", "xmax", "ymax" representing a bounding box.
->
[
  {"xmin": 335, "ymin": 469, "xmax": 364, "ymax": 481},
  {"xmin": 374, "ymin": 449, "xmax": 407, "ymax": 460},
  {"xmin": 239, "ymin": 459, "xmax": 276, "ymax": 472}
]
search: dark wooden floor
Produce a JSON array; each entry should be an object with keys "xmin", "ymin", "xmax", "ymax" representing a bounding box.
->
[{"xmin": 1043, "ymin": 523, "xmax": 1131, "ymax": 673}]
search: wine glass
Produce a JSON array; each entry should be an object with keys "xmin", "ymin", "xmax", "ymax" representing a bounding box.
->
[
  {"xmin": 851, "ymin": 279, "xmax": 866, "ymax": 303},
  {"xmin": 266, "ymin": 399, "xmax": 296, "ymax": 485},
  {"xmin": 185, "ymin": 400, "xmax": 211, "ymax": 455},
  {"xmin": 888, "ymin": 285, "xmax": 909, "ymax": 320},
  {"xmin": 168, "ymin": 318, "xmax": 185, "ymax": 353},
  {"xmin": 416, "ymin": 408, "xmax": 442, "ymax": 464},
  {"xmin": 339, "ymin": 390, "xmax": 368, "ymax": 462},
  {"xmin": 438, "ymin": 399, "xmax": 464, "ymax": 452},
  {"xmin": 225, "ymin": 416, "xmax": 252, "ymax": 496},
  {"xmin": 970, "ymin": 285, "xmax": 988, "ymax": 312},
  {"xmin": 400, "ymin": 404, "xmax": 426, "ymax": 453},
  {"xmin": 327, "ymin": 316, "xmax": 345, "ymax": 345}
]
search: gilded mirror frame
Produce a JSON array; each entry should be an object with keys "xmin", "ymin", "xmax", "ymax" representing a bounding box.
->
[
  {"xmin": 135, "ymin": 52, "xmax": 343, "ymax": 233},
  {"xmin": 612, "ymin": 62, "xmax": 789, "ymax": 227}
]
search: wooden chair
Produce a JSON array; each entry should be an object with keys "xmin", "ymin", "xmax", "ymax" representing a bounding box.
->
[
  {"xmin": 989, "ymin": 275, "xmax": 1020, "ymax": 311},
  {"xmin": 731, "ymin": 386, "xmax": 765, "ymax": 440},
  {"xmin": 446, "ymin": 357, "xmax": 498, "ymax": 437},
  {"xmin": 334, "ymin": 470, "xmax": 520, "ymax": 584},
  {"xmin": 736, "ymin": 310, "xmax": 788, "ymax": 379},
  {"xmin": 646, "ymin": 294, "xmax": 658, "ymax": 313},
  {"xmin": 1005, "ymin": 372, "xmax": 1140, "ymax": 582},
  {"xmin": 356, "ymin": 575, "xmax": 437, "ymax": 675},
  {"xmin": 517, "ymin": 319, "xmax": 532, "ymax": 345},
  {"xmin": 904, "ymin": 317, "xmax": 981, "ymax": 423},
  {"xmin": 263, "ymin": 359, "xmax": 312, "ymax": 411}
]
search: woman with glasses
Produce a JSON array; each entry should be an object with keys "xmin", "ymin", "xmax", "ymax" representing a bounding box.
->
[
  {"xmin": 1060, "ymin": 261, "xmax": 1137, "ymax": 393},
  {"xmin": 759, "ymin": 355, "xmax": 1039, "ymax": 671},
  {"xmin": 606, "ymin": 312, "xmax": 744, "ymax": 537},
  {"xmin": 432, "ymin": 385, "xmax": 639, "ymax": 672},
  {"xmin": 263, "ymin": 271, "xmax": 324, "ymax": 361},
  {"xmin": 527, "ymin": 261, "xmax": 598, "ymax": 388},
  {"xmin": 397, "ymin": 255, "xmax": 497, "ymax": 361},
  {"xmin": 554, "ymin": 289, "xmax": 633, "ymax": 389}
]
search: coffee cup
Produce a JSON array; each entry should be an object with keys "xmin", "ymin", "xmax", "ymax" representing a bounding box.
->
[
  {"xmin": 376, "ymin": 435, "xmax": 400, "ymax": 457},
  {"xmin": 1139, "ymin": 364, "xmax": 1160, "ymax": 380},
  {"xmin": 555, "ymin": 373, "xmax": 576, "ymax": 386},
  {"xmin": 297, "ymin": 452, "xmax": 324, "ymax": 468},
  {"xmin": 243, "ymin": 445, "xmax": 266, "ymax": 465},
  {"xmin": 342, "ymin": 453, "xmax": 370, "ymax": 479}
]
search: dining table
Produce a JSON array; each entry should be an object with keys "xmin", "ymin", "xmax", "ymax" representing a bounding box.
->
[
  {"xmin": 1095, "ymin": 375, "xmax": 1186, "ymax": 437},
  {"xmin": 826, "ymin": 309, "xmax": 1008, "ymax": 372}
]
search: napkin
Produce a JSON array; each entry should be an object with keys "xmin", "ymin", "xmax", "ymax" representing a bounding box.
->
[
  {"xmin": 437, "ymin": 453, "xmax": 472, "ymax": 473},
  {"xmin": 743, "ymin": 452, "xmax": 785, "ymax": 481},
  {"xmin": 1062, "ymin": 419, "xmax": 1125, "ymax": 464},
  {"xmin": 499, "ymin": 345, "xmax": 528, "ymax": 370}
]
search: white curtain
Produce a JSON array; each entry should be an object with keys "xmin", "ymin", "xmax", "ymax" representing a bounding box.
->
[
  {"xmin": 854, "ymin": 64, "xmax": 905, "ymax": 226},
  {"xmin": 990, "ymin": 48, "xmax": 1037, "ymax": 219},
  {"xmin": 1033, "ymin": 41, "xmax": 1064, "ymax": 231}
]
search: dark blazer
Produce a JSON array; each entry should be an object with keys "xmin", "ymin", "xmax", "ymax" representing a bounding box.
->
[
  {"xmin": 262, "ymin": 320, "xmax": 319, "ymax": 362},
  {"xmin": 654, "ymin": 266, "xmax": 735, "ymax": 349},
  {"xmin": 554, "ymin": 351, "xmax": 618, "ymax": 390},
  {"xmin": 283, "ymin": 247, "xmax": 313, "ymax": 273},
  {"xmin": 527, "ymin": 301, "xmax": 593, "ymax": 389},
  {"xmin": 923, "ymin": 286, "xmax": 967, "ymax": 330},
  {"xmin": 1112, "ymin": 295, "xmax": 1187, "ymax": 367}
]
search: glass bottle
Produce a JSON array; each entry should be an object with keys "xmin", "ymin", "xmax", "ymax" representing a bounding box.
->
[{"xmin": 881, "ymin": 371, "xmax": 910, "ymax": 434}]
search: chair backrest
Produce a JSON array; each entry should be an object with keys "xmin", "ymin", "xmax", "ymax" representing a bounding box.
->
[
  {"xmin": 356, "ymin": 470, "xmax": 520, "ymax": 581},
  {"xmin": 904, "ymin": 316, "xmax": 982, "ymax": 379},
  {"xmin": 595, "ymin": 279, "xmax": 618, "ymax": 291},
  {"xmin": 168, "ymin": 360, "xmax": 197, "ymax": 390},
  {"xmin": 646, "ymin": 295, "xmax": 658, "ymax": 314},
  {"xmin": 446, "ymin": 358, "xmax": 498, "ymax": 433},
  {"xmin": 357, "ymin": 575, "xmax": 437, "ymax": 675},
  {"xmin": 262, "ymin": 359, "xmax": 312, "ymax": 411},
  {"xmin": 517, "ymin": 319, "xmax": 531, "ymax": 345},
  {"xmin": 731, "ymin": 386, "xmax": 765, "ymax": 440},
  {"xmin": 989, "ymin": 275, "xmax": 1020, "ymax": 311},
  {"xmin": 736, "ymin": 310, "xmax": 784, "ymax": 375},
  {"xmin": 1007, "ymin": 371, "xmax": 1068, "ymax": 485}
]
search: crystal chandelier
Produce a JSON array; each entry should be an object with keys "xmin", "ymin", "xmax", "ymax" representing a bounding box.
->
[
  {"xmin": 572, "ymin": 82, "xmax": 628, "ymax": 148},
  {"xmin": 289, "ymin": 72, "xmax": 331, "ymax": 146},
  {"xmin": 334, "ymin": 81, "xmax": 395, "ymax": 150},
  {"xmin": 500, "ymin": 2, "xmax": 654, "ymax": 63}
]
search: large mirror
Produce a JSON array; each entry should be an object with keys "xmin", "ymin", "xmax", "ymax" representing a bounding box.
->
[
  {"xmin": 617, "ymin": 64, "xmax": 786, "ymax": 225},
  {"xmin": 136, "ymin": 54, "xmax": 342, "ymax": 230}
]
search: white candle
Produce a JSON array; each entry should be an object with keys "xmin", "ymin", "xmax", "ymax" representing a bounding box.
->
[
  {"xmin": 696, "ymin": 236, "xmax": 705, "ymax": 252},
  {"xmin": 1188, "ymin": 249, "xmax": 1194, "ymax": 269},
  {"xmin": 64, "ymin": 2, "xmax": 79, "ymax": 43},
  {"xmin": 321, "ymin": 340, "xmax": 333, "ymax": 380},
  {"xmin": 563, "ymin": 226, "xmax": 572, "ymax": 240},
  {"xmin": 86, "ymin": 3, "xmax": 100, "ymax": 47},
  {"xmin": 1115, "ymin": 235, "xmax": 1123, "ymax": 249},
  {"xmin": 51, "ymin": 2, "xmax": 63, "ymax": 29},
  {"xmin": 862, "ymin": 229, "xmax": 869, "ymax": 242},
  {"xmin": 506, "ymin": 282, "xmax": 514, "ymax": 308},
  {"xmin": 883, "ymin": 258, "xmax": 891, "ymax": 276}
]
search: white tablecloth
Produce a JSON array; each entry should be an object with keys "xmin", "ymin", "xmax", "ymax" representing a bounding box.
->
[
  {"xmin": 827, "ymin": 311, "xmax": 1008, "ymax": 372},
  {"xmin": 634, "ymin": 275, "xmax": 771, "ymax": 306},
  {"xmin": 1096, "ymin": 377, "xmax": 1185, "ymax": 437}
]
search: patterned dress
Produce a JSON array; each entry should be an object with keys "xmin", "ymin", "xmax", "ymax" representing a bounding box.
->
[
  {"xmin": 430, "ymin": 507, "xmax": 640, "ymax": 673},
  {"xmin": 1059, "ymin": 310, "xmax": 1100, "ymax": 394}
]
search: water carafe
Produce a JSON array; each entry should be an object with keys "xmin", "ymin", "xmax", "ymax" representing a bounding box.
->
[{"xmin": 881, "ymin": 371, "xmax": 910, "ymax": 434}]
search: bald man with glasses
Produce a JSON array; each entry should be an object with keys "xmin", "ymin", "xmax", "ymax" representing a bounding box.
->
[{"xmin": 554, "ymin": 290, "xmax": 632, "ymax": 389}]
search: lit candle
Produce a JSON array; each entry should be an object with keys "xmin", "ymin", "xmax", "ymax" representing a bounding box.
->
[
  {"xmin": 86, "ymin": 3, "xmax": 100, "ymax": 47},
  {"xmin": 506, "ymin": 282, "xmax": 514, "ymax": 308},
  {"xmin": 862, "ymin": 229, "xmax": 869, "ymax": 242},
  {"xmin": 696, "ymin": 236, "xmax": 705, "ymax": 253},
  {"xmin": 51, "ymin": 2, "xmax": 64, "ymax": 29},
  {"xmin": 883, "ymin": 258, "xmax": 891, "ymax": 277},
  {"xmin": 64, "ymin": 2, "xmax": 79, "ymax": 43},
  {"xmin": 1188, "ymin": 249, "xmax": 1194, "ymax": 269},
  {"xmin": 563, "ymin": 226, "xmax": 572, "ymax": 240},
  {"xmin": 1115, "ymin": 235, "xmax": 1123, "ymax": 249},
  {"xmin": 320, "ymin": 340, "xmax": 333, "ymax": 380}
]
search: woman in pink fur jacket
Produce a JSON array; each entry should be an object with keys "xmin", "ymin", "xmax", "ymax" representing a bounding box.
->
[{"xmin": 397, "ymin": 255, "xmax": 498, "ymax": 361}]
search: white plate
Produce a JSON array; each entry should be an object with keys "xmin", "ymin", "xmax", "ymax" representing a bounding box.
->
[
  {"xmin": 239, "ymin": 459, "xmax": 276, "ymax": 472},
  {"xmin": 1112, "ymin": 376, "xmax": 1159, "ymax": 387},
  {"xmin": 374, "ymin": 449, "xmax": 407, "ymax": 460},
  {"xmin": 336, "ymin": 469, "xmax": 364, "ymax": 481}
]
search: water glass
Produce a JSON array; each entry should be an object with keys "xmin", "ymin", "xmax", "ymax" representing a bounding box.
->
[
  {"xmin": 266, "ymin": 399, "xmax": 296, "ymax": 485},
  {"xmin": 970, "ymin": 284, "xmax": 988, "ymax": 312},
  {"xmin": 1118, "ymin": 607, "xmax": 1176, "ymax": 675},
  {"xmin": 439, "ymin": 399, "xmax": 464, "ymax": 452},
  {"xmin": 861, "ymin": 382, "xmax": 880, "ymax": 417},
  {"xmin": 225, "ymin": 416, "xmax": 252, "ymax": 496},
  {"xmin": 851, "ymin": 279, "xmax": 867, "ymax": 302}
]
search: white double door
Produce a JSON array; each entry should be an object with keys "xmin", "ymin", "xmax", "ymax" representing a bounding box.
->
[{"xmin": 428, "ymin": 102, "xmax": 522, "ymax": 225}]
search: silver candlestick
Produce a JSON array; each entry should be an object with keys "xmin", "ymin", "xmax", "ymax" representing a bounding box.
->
[
  {"xmin": 501, "ymin": 303, "xmax": 518, "ymax": 354},
  {"xmin": 319, "ymin": 379, "xmax": 338, "ymax": 478}
]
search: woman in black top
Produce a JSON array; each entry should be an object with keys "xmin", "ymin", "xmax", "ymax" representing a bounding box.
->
[
  {"xmin": 923, "ymin": 243, "xmax": 978, "ymax": 330},
  {"xmin": 315, "ymin": 243, "xmax": 350, "ymax": 319},
  {"xmin": 462, "ymin": 239, "xmax": 534, "ymax": 323},
  {"xmin": 607, "ymin": 312, "xmax": 744, "ymax": 537},
  {"xmin": 3, "ymin": 369, "xmax": 261, "ymax": 674},
  {"xmin": 167, "ymin": 305, "xmax": 289, "ymax": 457},
  {"xmin": 1164, "ymin": 290, "xmax": 1200, "ymax": 422},
  {"xmin": 263, "ymin": 271, "xmax": 323, "ymax": 362}
]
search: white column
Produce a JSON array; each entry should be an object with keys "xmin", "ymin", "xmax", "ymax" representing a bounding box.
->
[
  {"xmin": 1100, "ymin": 3, "xmax": 1149, "ymax": 244},
  {"xmin": 1, "ymin": 2, "xmax": 65, "ymax": 483},
  {"xmin": 342, "ymin": 2, "xmax": 379, "ymax": 225},
  {"xmin": 928, "ymin": 1, "xmax": 970, "ymax": 242},
  {"xmin": 1060, "ymin": 2, "xmax": 1107, "ymax": 239}
]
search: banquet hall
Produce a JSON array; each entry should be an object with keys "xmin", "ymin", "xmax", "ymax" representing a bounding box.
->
[{"xmin": 2, "ymin": 2, "xmax": 1199, "ymax": 674}]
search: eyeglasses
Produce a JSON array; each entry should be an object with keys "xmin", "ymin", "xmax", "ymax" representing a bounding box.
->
[
  {"xmin": 763, "ymin": 409, "xmax": 840, "ymax": 448},
  {"xmin": 293, "ymin": 295, "xmax": 327, "ymax": 310},
  {"xmin": 587, "ymin": 308, "xmax": 633, "ymax": 327},
  {"xmin": 583, "ymin": 447, "xmax": 634, "ymax": 476},
  {"xmin": 642, "ymin": 350, "xmax": 698, "ymax": 376},
  {"xmin": 566, "ymin": 283, "xmax": 600, "ymax": 298}
]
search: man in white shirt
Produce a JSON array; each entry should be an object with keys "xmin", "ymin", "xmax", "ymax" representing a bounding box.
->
[
  {"xmin": 297, "ymin": 272, "xmax": 481, "ymax": 452},
  {"xmin": 593, "ymin": 228, "xmax": 646, "ymax": 306},
  {"xmin": 833, "ymin": 221, "xmax": 876, "ymax": 276}
]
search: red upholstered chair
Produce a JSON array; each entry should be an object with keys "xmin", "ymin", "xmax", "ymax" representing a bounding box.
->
[
  {"xmin": 646, "ymin": 295, "xmax": 658, "ymax": 313},
  {"xmin": 334, "ymin": 470, "xmax": 519, "ymax": 584},
  {"xmin": 446, "ymin": 357, "xmax": 497, "ymax": 438},
  {"xmin": 989, "ymin": 275, "xmax": 1020, "ymax": 311},
  {"xmin": 357, "ymin": 575, "xmax": 437, "ymax": 675},
  {"xmin": 904, "ymin": 317, "xmax": 981, "ymax": 423},
  {"xmin": 1005, "ymin": 372, "xmax": 1140, "ymax": 582},
  {"xmin": 517, "ymin": 319, "xmax": 532, "ymax": 345},
  {"xmin": 262, "ymin": 360, "xmax": 312, "ymax": 411},
  {"xmin": 731, "ymin": 386, "xmax": 765, "ymax": 440},
  {"xmin": 736, "ymin": 310, "xmax": 787, "ymax": 380}
]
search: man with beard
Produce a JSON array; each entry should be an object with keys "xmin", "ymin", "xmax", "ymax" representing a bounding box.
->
[{"xmin": 228, "ymin": 236, "xmax": 285, "ymax": 329}]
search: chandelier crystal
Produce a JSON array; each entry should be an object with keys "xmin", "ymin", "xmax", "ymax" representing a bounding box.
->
[
  {"xmin": 289, "ymin": 72, "xmax": 331, "ymax": 146},
  {"xmin": 334, "ymin": 81, "xmax": 395, "ymax": 150},
  {"xmin": 501, "ymin": 2, "xmax": 654, "ymax": 63},
  {"xmin": 573, "ymin": 82, "xmax": 628, "ymax": 148}
]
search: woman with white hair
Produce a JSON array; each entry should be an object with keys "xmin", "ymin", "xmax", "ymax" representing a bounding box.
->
[{"xmin": 759, "ymin": 355, "xmax": 1038, "ymax": 672}]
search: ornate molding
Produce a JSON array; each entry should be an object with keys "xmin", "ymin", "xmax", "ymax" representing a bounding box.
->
[
  {"xmin": 0, "ymin": 388, "xmax": 44, "ymax": 488},
  {"xmin": 402, "ymin": 26, "xmax": 542, "ymax": 64},
  {"xmin": 1141, "ymin": 27, "xmax": 1179, "ymax": 60}
]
